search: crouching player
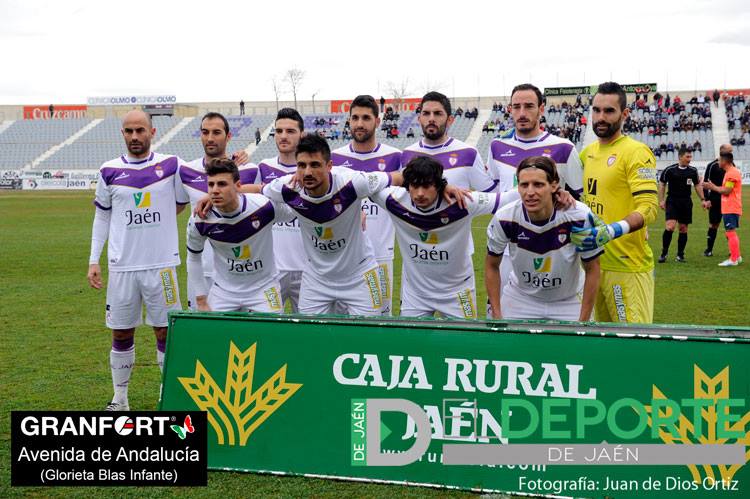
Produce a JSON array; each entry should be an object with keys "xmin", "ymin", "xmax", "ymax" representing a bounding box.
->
[
  {"xmin": 485, "ymin": 156, "xmax": 602, "ymax": 321},
  {"xmin": 186, "ymin": 158, "xmax": 296, "ymax": 312},
  {"xmin": 370, "ymin": 156, "xmax": 518, "ymax": 318}
]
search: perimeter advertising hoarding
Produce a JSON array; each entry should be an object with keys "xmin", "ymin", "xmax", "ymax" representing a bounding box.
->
[
  {"xmin": 331, "ymin": 98, "xmax": 422, "ymax": 113},
  {"xmin": 160, "ymin": 313, "xmax": 749, "ymax": 498},
  {"xmin": 23, "ymin": 105, "xmax": 88, "ymax": 120}
]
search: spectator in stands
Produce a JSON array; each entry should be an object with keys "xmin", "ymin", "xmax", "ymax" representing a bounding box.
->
[
  {"xmin": 49, "ymin": 104, "xmax": 54, "ymax": 116},
  {"xmin": 693, "ymin": 140, "xmax": 702, "ymax": 152},
  {"xmin": 407, "ymin": 127, "xmax": 415, "ymax": 138},
  {"xmin": 391, "ymin": 126, "xmax": 400, "ymax": 139},
  {"xmin": 380, "ymin": 96, "xmax": 386, "ymax": 114},
  {"xmin": 240, "ymin": 100, "xmax": 245, "ymax": 115},
  {"xmin": 255, "ymin": 128, "xmax": 261, "ymax": 145},
  {"xmin": 455, "ymin": 107, "xmax": 464, "ymax": 117}
]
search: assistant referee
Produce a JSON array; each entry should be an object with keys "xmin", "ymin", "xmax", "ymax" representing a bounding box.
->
[{"xmin": 657, "ymin": 146, "xmax": 705, "ymax": 262}]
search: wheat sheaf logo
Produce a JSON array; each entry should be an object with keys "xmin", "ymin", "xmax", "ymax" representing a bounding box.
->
[
  {"xmin": 178, "ymin": 341, "xmax": 302, "ymax": 446},
  {"xmin": 645, "ymin": 365, "xmax": 750, "ymax": 483}
]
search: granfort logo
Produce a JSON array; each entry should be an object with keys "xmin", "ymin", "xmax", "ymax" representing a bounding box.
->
[
  {"xmin": 20, "ymin": 415, "xmax": 173, "ymax": 437},
  {"xmin": 179, "ymin": 341, "xmax": 302, "ymax": 446}
]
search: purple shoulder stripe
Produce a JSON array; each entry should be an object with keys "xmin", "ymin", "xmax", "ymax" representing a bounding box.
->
[
  {"xmin": 102, "ymin": 156, "xmax": 179, "ymax": 189},
  {"xmin": 281, "ymin": 181, "xmax": 358, "ymax": 223},
  {"xmin": 385, "ymin": 196, "xmax": 468, "ymax": 231},
  {"xmin": 194, "ymin": 201, "xmax": 276, "ymax": 243}
]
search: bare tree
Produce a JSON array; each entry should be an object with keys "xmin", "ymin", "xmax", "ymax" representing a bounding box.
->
[
  {"xmin": 271, "ymin": 75, "xmax": 284, "ymax": 113},
  {"xmin": 417, "ymin": 78, "xmax": 448, "ymax": 96},
  {"xmin": 285, "ymin": 68, "xmax": 305, "ymax": 109},
  {"xmin": 385, "ymin": 77, "xmax": 412, "ymax": 113}
]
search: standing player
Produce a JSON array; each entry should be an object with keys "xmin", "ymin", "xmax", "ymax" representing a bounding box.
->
[
  {"xmin": 331, "ymin": 95, "xmax": 402, "ymax": 313},
  {"xmin": 704, "ymin": 151, "xmax": 743, "ymax": 266},
  {"xmin": 186, "ymin": 159, "xmax": 295, "ymax": 311},
  {"xmin": 87, "ymin": 110, "xmax": 189, "ymax": 411},
  {"xmin": 260, "ymin": 134, "xmax": 410, "ymax": 315},
  {"xmin": 486, "ymin": 156, "xmax": 602, "ymax": 321},
  {"xmin": 486, "ymin": 83, "xmax": 584, "ymax": 309},
  {"xmin": 572, "ymin": 82, "xmax": 658, "ymax": 324},
  {"xmin": 369, "ymin": 156, "xmax": 517, "ymax": 318},
  {"xmin": 702, "ymin": 144, "xmax": 731, "ymax": 257},
  {"xmin": 488, "ymin": 84, "xmax": 583, "ymax": 197},
  {"xmin": 178, "ymin": 112, "xmax": 257, "ymax": 308},
  {"xmin": 256, "ymin": 108, "xmax": 306, "ymax": 312},
  {"xmin": 657, "ymin": 146, "xmax": 705, "ymax": 263},
  {"xmin": 402, "ymin": 91, "xmax": 497, "ymax": 192}
]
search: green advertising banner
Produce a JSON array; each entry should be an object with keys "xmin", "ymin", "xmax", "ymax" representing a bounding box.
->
[{"xmin": 160, "ymin": 314, "xmax": 750, "ymax": 498}]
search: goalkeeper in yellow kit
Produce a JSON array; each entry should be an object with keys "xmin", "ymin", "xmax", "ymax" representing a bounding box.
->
[{"xmin": 572, "ymin": 82, "xmax": 658, "ymax": 323}]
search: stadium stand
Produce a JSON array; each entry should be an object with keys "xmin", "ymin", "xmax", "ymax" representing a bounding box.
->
[
  {"xmin": 0, "ymin": 118, "xmax": 90, "ymax": 169},
  {"xmin": 725, "ymin": 94, "xmax": 749, "ymax": 159},
  {"xmin": 625, "ymin": 94, "xmax": 714, "ymax": 161}
]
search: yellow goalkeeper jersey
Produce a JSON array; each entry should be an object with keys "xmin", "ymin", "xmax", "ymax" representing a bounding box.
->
[{"xmin": 580, "ymin": 135, "xmax": 658, "ymax": 273}]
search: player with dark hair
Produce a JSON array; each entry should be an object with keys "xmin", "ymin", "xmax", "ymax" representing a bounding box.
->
[
  {"xmin": 177, "ymin": 112, "xmax": 255, "ymax": 309},
  {"xmin": 369, "ymin": 156, "xmax": 515, "ymax": 318},
  {"xmin": 573, "ymin": 81, "xmax": 658, "ymax": 323},
  {"xmin": 702, "ymin": 144, "xmax": 731, "ymax": 256},
  {"xmin": 657, "ymin": 146, "xmax": 705, "ymax": 262},
  {"xmin": 331, "ymin": 95, "xmax": 402, "ymax": 314},
  {"xmin": 186, "ymin": 158, "xmax": 295, "ymax": 312},
  {"xmin": 256, "ymin": 107, "xmax": 306, "ymax": 311},
  {"xmin": 486, "ymin": 156, "xmax": 601, "ymax": 320}
]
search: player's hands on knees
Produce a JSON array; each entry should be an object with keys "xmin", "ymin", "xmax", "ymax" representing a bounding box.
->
[
  {"xmin": 87, "ymin": 264, "xmax": 102, "ymax": 289},
  {"xmin": 553, "ymin": 190, "xmax": 575, "ymax": 210},
  {"xmin": 231, "ymin": 150, "xmax": 249, "ymax": 166},
  {"xmin": 196, "ymin": 296, "xmax": 211, "ymax": 312},
  {"xmin": 194, "ymin": 195, "xmax": 212, "ymax": 219},
  {"xmin": 443, "ymin": 184, "xmax": 472, "ymax": 209}
]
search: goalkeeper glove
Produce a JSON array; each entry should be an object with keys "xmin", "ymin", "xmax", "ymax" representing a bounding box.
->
[{"xmin": 570, "ymin": 213, "xmax": 629, "ymax": 252}]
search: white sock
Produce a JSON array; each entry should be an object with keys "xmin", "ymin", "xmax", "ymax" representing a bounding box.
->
[
  {"xmin": 157, "ymin": 348, "xmax": 165, "ymax": 373},
  {"xmin": 110, "ymin": 346, "xmax": 135, "ymax": 405}
]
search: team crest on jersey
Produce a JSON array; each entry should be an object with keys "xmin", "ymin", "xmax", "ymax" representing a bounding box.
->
[
  {"xmin": 333, "ymin": 198, "xmax": 342, "ymax": 213},
  {"xmin": 377, "ymin": 159, "xmax": 386, "ymax": 171},
  {"xmin": 155, "ymin": 165, "xmax": 164, "ymax": 178},
  {"xmin": 607, "ymin": 154, "xmax": 617, "ymax": 166},
  {"xmin": 440, "ymin": 216, "xmax": 450, "ymax": 224},
  {"xmin": 314, "ymin": 226, "xmax": 333, "ymax": 240},
  {"xmin": 448, "ymin": 154, "xmax": 458, "ymax": 166},
  {"xmin": 232, "ymin": 245, "xmax": 251, "ymax": 259},
  {"xmin": 558, "ymin": 231, "xmax": 568, "ymax": 244},
  {"xmin": 133, "ymin": 191, "xmax": 151, "ymax": 208},
  {"xmin": 542, "ymin": 148, "xmax": 552, "ymax": 158},
  {"xmin": 533, "ymin": 257, "xmax": 552, "ymax": 272},
  {"xmin": 251, "ymin": 216, "xmax": 261, "ymax": 229},
  {"xmin": 419, "ymin": 232, "xmax": 439, "ymax": 244}
]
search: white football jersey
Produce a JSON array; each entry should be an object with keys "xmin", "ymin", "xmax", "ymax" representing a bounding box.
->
[
  {"xmin": 186, "ymin": 193, "xmax": 295, "ymax": 295},
  {"xmin": 94, "ymin": 152, "xmax": 189, "ymax": 272},
  {"xmin": 262, "ymin": 167, "xmax": 391, "ymax": 279},
  {"xmin": 331, "ymin": 143, "xmax": 402, "ymax": 260},
  {"xmin": 486, "ymin": 200, "xmax": 602, "ymax": 301},
  {"xmin": 488, "ymin": 130, "xmax": 583, "ymax": 197},
  {"xmin": 177, "ymin": 157, "xmax": 259, "ymax": 277},
  {"xmin": 257, "ymin": 156, "xmax": 306, "ymax": 272},
  {"xmin": 370, "ymin": 187, "xmax": 516, "ymax": 294},
  {"xmin": 402, "ymin": 137, "xmax": 498, "ymax": 192}
]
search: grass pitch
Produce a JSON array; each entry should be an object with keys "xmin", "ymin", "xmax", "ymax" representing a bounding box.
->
[{"xmin": 1, "ymin": 190, "xmax": 748, "ymax": 498}]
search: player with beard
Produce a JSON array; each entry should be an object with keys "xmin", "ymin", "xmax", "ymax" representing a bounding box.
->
[
  {"xmin": 403, "ymin": 91, "xmax": 497, "ymax": 192},
  {"xmin": 485, "ymin": 84, "xmax": 584, "ymax": 315},
  {"xmin": 331, "ymin": 95, "xmax": 402, "ymax": 314},
  {"xmin": 256, "ymin": 108, "xmax": 306, "ymax": 311},
  {"xmin": 572, "ymin": 82, "xmax": 658, "ymax": 323},
  {"xmin": 177, "ymin": 112, "xmax": 255, "ymax": 309},
  {"xmin": 88, "ymin": 110, "xmax": 190, "ymax": 411}
]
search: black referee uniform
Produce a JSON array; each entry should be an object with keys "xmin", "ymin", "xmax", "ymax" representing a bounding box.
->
[
  {"xmin": 703, "ymin": 159, "xmax": 726, "ymax": 255},
  {"xmin": 659, "ymin": 163, "xmax": 700, "ymax": 261}
]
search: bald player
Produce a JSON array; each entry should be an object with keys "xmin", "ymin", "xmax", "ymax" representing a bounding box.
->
[{"xmin": 88, "ymin": 110, "xmax": 189, "ymax": 411}]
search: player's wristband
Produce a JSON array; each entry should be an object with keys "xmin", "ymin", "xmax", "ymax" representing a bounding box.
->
[{"xmin": 606, "ymin": 220, "xmax": 631, "ymax": 239}]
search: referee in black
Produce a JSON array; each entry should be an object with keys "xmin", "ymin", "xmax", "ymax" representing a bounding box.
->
[
  {"xmin": 657, "ymin": 146, "xmax": 706, "ymax": 262},
  {"xmin": 702, "ymin": 144, "xmax": 731, "ymax": 256}
]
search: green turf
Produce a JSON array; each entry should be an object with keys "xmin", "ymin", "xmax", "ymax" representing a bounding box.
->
[{"xmin": 1, "ymin": 190, "xmax": 748, "ymax": 497}]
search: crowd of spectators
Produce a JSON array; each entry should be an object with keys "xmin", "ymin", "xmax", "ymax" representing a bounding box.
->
[
  {"xmin": 455, "ymin": 107, "xmax": 479, "ymax": 119},
  {"xmin": 624, "ymin": 93, "xmax": 712, "ymax": 136},
  {"xmin": 542, "ymin": 97, "xmax": 589, "ymax": 144},
  {"xmin": 650, "ymin": 141, "xmax": 703, "ymax": 159},
  {"xmin": 725, "ymin": 93, "xmax": 749, "ymax": 146}
]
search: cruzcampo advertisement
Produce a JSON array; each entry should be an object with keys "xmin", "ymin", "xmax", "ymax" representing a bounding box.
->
[{"xmin": 160, "ymin": 313, "xmax": 750, "ymax": 498}]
